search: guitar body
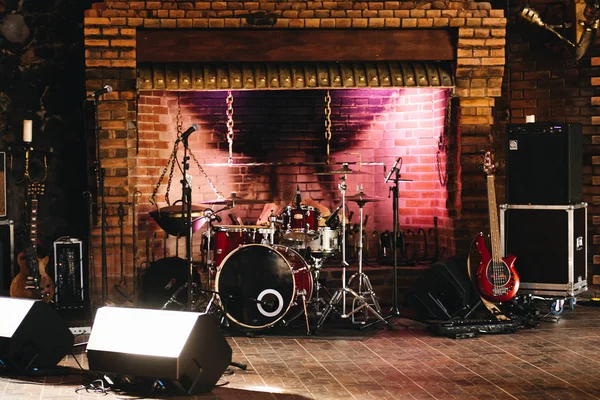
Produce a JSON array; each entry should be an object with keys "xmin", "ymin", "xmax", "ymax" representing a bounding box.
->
[
  {"xmin": 475, "ymin": 234, "xmax": 519, "ymax": 303},
  {"xmin": 9, "ymin": 182, "xmax": 54, "ymax": 303},
  {"xmin": 475, "ymin": 150, "xmax": 520, "ymax": 303},
  {"xmin": 10, "ymin": 251, "xmax": 53, "ymax": 302}
]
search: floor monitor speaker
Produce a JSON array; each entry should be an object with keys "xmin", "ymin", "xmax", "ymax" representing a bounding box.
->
[
  {"xmin": 506, "ymin": 123, "xmax": 582, "ymax": 205},
  {"xmin": 0, "ymin": 297, "xmax": 74, "ymax": 373},
  {"xmin": 87, "ymin": 307, "xmax": 232, "ymax": 395},
  {"xmin": 407, "ymin": 256, "xmax": 480, "ymax": 320}
]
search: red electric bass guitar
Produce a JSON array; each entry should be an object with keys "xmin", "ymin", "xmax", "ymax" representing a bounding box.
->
[{"xmin": 475, "ymin": 150, "xmax": 520, "ymax": 302}]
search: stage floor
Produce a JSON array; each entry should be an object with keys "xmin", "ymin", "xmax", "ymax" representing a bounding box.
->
[{"xmin": 2, "ymin": 303, "xmax": 600, "ymax": 400}]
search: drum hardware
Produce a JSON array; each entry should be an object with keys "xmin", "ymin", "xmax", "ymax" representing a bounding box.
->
[
  {"xmin": 345, "ymin": 189, "xmax": 385, "ymax": 324},
  {"xmin": 316, "ymin": 177, "xmax": 388, "ymax": 331}
]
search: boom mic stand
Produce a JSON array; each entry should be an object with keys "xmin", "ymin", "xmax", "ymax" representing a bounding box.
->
[
  {"xmin": 384, "ymin": 157, "xmax": 410, "ymax": 319},
  {"xmin": 179, "ymin": 134, "xmax": 195, "ymax": 311}
]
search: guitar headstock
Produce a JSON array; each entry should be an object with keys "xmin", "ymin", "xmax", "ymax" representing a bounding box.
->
[
  {"xmin": 482, "ymin": 149, "xmax": 497, "ymax": 176},
  {"xmin": 28, "ymin": 182, "xmax": 45, "ymax": 198}
]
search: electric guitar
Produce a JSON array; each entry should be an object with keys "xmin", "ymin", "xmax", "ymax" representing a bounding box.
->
[
  {"xmin": 10, "ymin": 182, "xmax": 54, "ymax": 302},
  {"xmin": 475, "ymin": 150, "xmax": 520, "ymax": 302}
]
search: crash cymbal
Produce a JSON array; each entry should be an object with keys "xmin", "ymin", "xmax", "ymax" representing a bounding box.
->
[
  {"xmin": 314, "ymin": 163, "xmax": 374, "ymax": 176},
  {"xmin": 346, "ymin": 192, "xmax": 384, "ymax": 204},
  {"xmin": 200, "ymin": 197, "xmax": 271, "ymax": 205}
]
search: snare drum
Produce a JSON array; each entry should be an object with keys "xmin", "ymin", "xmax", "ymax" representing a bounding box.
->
[
  {"xmin": 216, "ymin": 244, "xmax": 313, "ymax": 329},
  {"xmin": 297, "ymin": 227, "xmax": 340, "ymax": 257},
  {"xmin": 280, "ymin": 205, "xmax": 320, "ymax": 241}
]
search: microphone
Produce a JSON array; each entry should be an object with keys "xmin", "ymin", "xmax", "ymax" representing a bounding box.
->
[
  {"xmin": 384, "ymin": 157, "xmax": 402, "ymax": 183},
  {"xmin": 295, "ymin": 184, "xmax": 302, "ymax": 208},
  {"xmin": 205, "ymin": 209, "xmax": 222, "ymax": 223},
  {"xmin": 325, "ymin": 204, "xmax": 342, "ymax": 227},
  {"xmin": 178, "ymin": 123, "xmax": 199, "ymax": 142},
  {"xmin": 91, "ymin": 85, "xmax": 113, "ymax": 97}
]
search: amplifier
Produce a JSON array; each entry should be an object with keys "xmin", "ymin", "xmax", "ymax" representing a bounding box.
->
[
  {"xmin": 0, "ymin": 220, "xmax": 14, "ymax": 294},
  {"xmin": 53, "ymin": 238, "xmax": 86, "ymax": 309}
]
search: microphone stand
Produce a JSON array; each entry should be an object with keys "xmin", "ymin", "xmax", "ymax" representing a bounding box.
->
[
  {"xmin": 180, "ymin": 136, "xmax": 194, "ymax": 311},
  {"xmin": 389, "ymin": 166, "xmax": 401, "ymax": 317},
  {"xmin": 92, "ymin": 95, "xmax": 108, "ymax": 305}
]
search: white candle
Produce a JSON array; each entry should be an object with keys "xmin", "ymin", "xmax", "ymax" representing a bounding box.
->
[{"xmin": 23, "ymin": 120, "xmax": 32, "ymax": 142}]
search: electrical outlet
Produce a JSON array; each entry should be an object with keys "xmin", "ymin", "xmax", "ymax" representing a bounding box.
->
[{"xmin": 69, "ymin": 326, "xmax": 92, "ymax": 335}]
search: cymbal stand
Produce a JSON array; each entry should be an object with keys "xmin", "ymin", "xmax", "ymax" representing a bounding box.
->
[
  {"xmin": 348, "ymin": 192, "xmax": 383, "ymax": 324},
  {"xmin": 316, "ymin": 176, "xmax": 388, "ymax": 331}
]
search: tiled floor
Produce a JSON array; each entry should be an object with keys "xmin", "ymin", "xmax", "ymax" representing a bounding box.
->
[{"xmin": 2, "ymin": 302, "xmax": 600, "ymax": 400}]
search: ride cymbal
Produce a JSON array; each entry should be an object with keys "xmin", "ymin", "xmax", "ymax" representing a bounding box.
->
[
  {"xmin": 346, "ymin": 192, "xmax": 384, "ymax": 204},
  {"xmin": 314, "ymin": 163, "xmax": 374, "ymax": 175}
]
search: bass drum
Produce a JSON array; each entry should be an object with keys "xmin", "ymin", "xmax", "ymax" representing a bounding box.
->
[
  {"xmin": 216, "ymin": 244, "xmax": 313, "ymax": 330},
  {"xmin": 141, "ymin": 257, "xmax": 200, "ymax": 310}
]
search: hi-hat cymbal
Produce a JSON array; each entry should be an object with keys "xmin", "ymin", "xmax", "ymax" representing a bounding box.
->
[
  {"xmin": 314, "ymin": 163, "xmax": 374, "ymax": 176},
  {"xmin": 200, "ymin": 197, "xmax": 270, "ymax": 205},
  {"xmin": 346, "ymin": 192, "xmax": 384, "ymax": 204}
]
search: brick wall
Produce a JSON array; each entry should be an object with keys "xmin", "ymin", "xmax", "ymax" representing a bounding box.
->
[
  {"xmin": 84, "ymin": 0, "xmax": 506, "ymax": 303},
  {"xmin": 493, "ymin": 0, "xmax": 599, "ymax": 290}
]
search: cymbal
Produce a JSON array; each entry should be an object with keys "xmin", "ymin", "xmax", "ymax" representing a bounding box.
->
[
  {"xmin": 200, "ymin": 197, "xmax": 270, "ymax": 205},
  {"xmin": 314, "ymin": 164, "xmax": 374, "ymax": 175},
  {"xmin": 346, "ymin": 192, "xmax": 384, "ymax": 204}
]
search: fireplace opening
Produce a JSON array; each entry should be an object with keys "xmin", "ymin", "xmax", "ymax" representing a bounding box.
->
[{"xmin": 136, "ymin": 88, "xmax": 454, "ymax": 268}]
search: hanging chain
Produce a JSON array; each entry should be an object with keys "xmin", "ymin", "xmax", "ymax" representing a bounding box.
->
[
  {"xmin": 226, "ymin": 91, "xmax": 234, "ymax": 165},
  {"xmin": 189, "ymin": 150, "xmax": 225, "ymax": 199},
  {"xmin": 324, "ymin": 90, "xmax": 332, "ymax": 164},
  {"xmin": 436, "ymin": 89, "xmax": 452, "ymax": 187},
  {"xmin": 150, "ymin": 92, "xmax": 224, "ymax": 205},
  {"xmin": 149, "ymin": 94, "xmax": 183, "ymax": 207}
]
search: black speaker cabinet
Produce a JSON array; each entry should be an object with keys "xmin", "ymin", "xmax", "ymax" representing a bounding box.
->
[
  {"xmin": 500, "ymin": 203, "xmax": 587, "ymax": 297},
  {"xmin": 87, "ymin": 307, "xmax": 232, "ymax": 395},
  {"xmin": 0, "ymin": 297, "xmax": 74, "ymax": 373},
  {"xmin": 506, "ymin": 123, "xmax": 582, "ymax": 205},
  {"xmin": 0, "ymin": 220, "xmax": 14, "ymax": 294},
  {"xmin": 407, "ymin": 256, "xmax": 480, "ymax": 320}
]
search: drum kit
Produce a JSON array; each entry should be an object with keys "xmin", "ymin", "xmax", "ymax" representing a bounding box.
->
[{"xmin": 143, "ymin": 163, "xmax": 390, "ymax": 334}]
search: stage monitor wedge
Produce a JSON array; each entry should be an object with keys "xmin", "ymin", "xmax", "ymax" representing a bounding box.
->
[
  {"xmin": 0, "ymin": 297, "xmax": 74, "ymax": 374},
  {"xmin": 86, "ymin": 307, "xmax": 232, "ymax": 395}
]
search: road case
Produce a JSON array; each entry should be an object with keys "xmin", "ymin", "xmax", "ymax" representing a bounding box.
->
[{"xmin": 499, "ymin": 203, "xmax": 587, "ymax": 297}]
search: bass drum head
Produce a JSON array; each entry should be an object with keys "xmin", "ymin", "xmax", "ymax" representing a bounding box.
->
[
  {"xmin": 141, "ymin": 257, "xmax": 200, "ymax": 310},
  {"xmin": 216, "ymin": 244, "xmax": 295, "ymax": 329}
]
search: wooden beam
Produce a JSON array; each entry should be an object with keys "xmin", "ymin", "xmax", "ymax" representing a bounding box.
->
[{"xmin": 137, "ymin": 29, "xmax": 456, "ymax": 63}]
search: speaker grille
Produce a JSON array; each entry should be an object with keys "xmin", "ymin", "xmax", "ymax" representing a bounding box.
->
[{"xmin": 506, "ymin": 123, "xmax": 582, "ymax": 205}]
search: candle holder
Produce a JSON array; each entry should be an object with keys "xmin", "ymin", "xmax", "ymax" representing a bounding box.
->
[{"xmin": 10, "ymin": 145, "xmax": 48, "ymax": 185}]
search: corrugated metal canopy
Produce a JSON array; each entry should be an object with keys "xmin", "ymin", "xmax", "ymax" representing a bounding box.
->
[{"xmin": 137, "ymin": 61, "xmax": 454, "ymax": 90}]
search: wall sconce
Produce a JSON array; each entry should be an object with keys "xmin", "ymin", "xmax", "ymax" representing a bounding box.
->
[{"xmin": 519, "ymin": 0, "xmax": 600, "ymax": 60}]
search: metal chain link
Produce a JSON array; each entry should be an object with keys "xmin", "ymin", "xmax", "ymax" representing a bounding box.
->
[
  {"xmin": 150, "ymin": 92, "xmax": 225, "ymax": 205},
  {"xmin": 188, "ymin": 150, "xmax": 225, "ymax": 199},
  {"xmin": 324, "ymin": 90, "xmax": 332, "ymax": 164},
  {"xmin": 149, "ymin": 141, "xmax": 179, "ymax": 207},
  {"xmin": 226, "ymin": 91, "xmax": 234, "ymax": 164},
  {"xmin": 150, "ymin": 93, "xmax": 183, "ymax": 207},
  {"xmin": 436, "ymin": 89, "xmax": 452, "ymax": 187}
]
